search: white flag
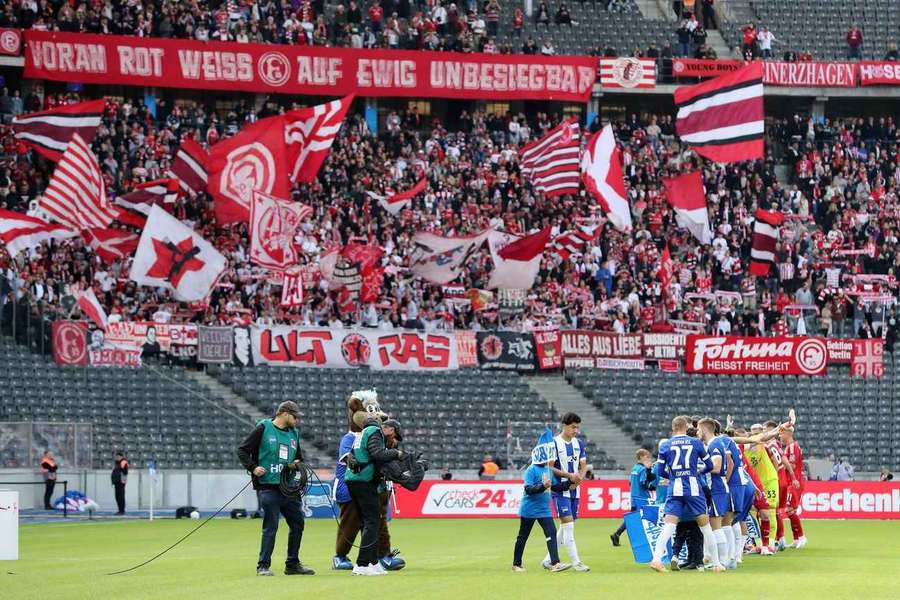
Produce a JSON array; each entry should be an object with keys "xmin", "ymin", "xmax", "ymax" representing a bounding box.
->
[
  {"xmin": 130, "ymin": 205, "xmax": 227, "ymax": 302},
  {"xmin": 409, "ymin": 229, "xmax": 491, "ymax": 284}
]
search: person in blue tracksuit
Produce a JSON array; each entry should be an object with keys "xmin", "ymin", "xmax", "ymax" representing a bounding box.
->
[
  {"xmin": 512, "ymin": 428, "xmax": 573, "ymax": 573},
  {"xmin": 610, "ymin": 448, "xmax": 656, "ymax": 546}
]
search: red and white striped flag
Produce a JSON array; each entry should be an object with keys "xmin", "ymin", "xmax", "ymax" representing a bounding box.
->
[
  {"xmin": 675, "ymin": 62, "xmax": 764, "ymax": 163},
  {"xmin": 115, "ymin": 178, "xmax": 182, "ymax": 225},
  {"xmin": 39, "ymin": 133, "xmax": 117, "ymax": 230},
  {"xmin": 12, "ymin": 99, "xmax": 105, "ymax": 162},
  {"xmin": 169, "ymin": 138, "xmax": 208, "ymax": 196},
  {"xmin": 76, "ymin": 287, "xmax": 108, "ymax": 330},
  {"xmin": 0, "ymin": 209, "xmax": 77, "ymax": 257},
  {"xmin": 662, "ymin": 171, "xmax": 712, "ymax": 244},
  {"xmin": 287, "ymin": 94, "xmax": 355, "ymax": 183},
  {"xmin": 82, "ymin": 228, "xmax": 140, "ymax": 264},
  {"xmin": 749, "ymin": 208, "xmax": 785, "ymax": 276},
  {"xmin": 599, "ymin": 58, "xmax": 656, "ymax": 89},
  {"xmin": 551, "ymin": 226, "xmax": 598, "ymax": 260},
  {"xmin": 519, "ymin": 118, "xmax": 581, "ymax": 198}
]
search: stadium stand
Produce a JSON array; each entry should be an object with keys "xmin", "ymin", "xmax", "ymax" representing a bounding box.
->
[
  {"xmin": 566, "ymin": 352, "xmax": 900, "ymax": 472},
  {"xmin": 0, "ymin": 336, "xmax": 253, "ymax": 470},
  {"xmin": 720, "ymin": 0, "xmax": 900, "ymax": 61},
  {"xmin": 209, "ymin": 364, "xmax": 618, "ymax": 471}
]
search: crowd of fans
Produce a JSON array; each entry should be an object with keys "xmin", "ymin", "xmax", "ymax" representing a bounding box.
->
[{"xmin": 0, "ymin": 91, "xmax": 898, "ymax": 350}]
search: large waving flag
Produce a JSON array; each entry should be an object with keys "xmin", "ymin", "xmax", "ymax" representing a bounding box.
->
[
  {"xmin": 12, "ymin": 99, "xmax": 105, "ymax": 162},
  {"xmin": 487, "ymin": 228, "xmax": 551, "ymax": 290},
  {"xmin": 581, "ymin": 125, "xmax": 632, "ymax": 232},
  {"xmin": 519, "ymin": 118, "xmax": 581, "ymax": 197},
  {"xmin": 39, "ymin": 133, "xmax": 117, "ymax": 230},
  {"xmin": 409, "ymin": 229, "xmax": 491, "ymax": 284},
  {"xmin": 551, "ymin": 225, "xmax": 599, "ymax": 260},
  {"xmin": 749, "ymin": 208, "xmax": 785, "ymax": 276},
  {"xmin": 675, "ymin": 62, "xmax": 764, "ymax": 163},
  {"xmin": 367, "ymin": 177, "xmax": 427, "ymax": 215},
  {"xmin": 130, "ymin": 205, "xmax": 227, "ymax": 301},
  {"xmin": 208, "ymin": 95, "xmax": 352, "ymax": 224},
  {"xmin": 76, "ymin": 287, "xmax": 109, "ymax": 330},
  {"xmin": 169, "ymin": 138, "xmax": 208, "ymax": 196},
  {"xmin": 82, "ymin": 228, "xmax": 140, "ymax": 264},
  {"xmin": 0, "ymin": 209, "xmax": 77, "ymax": 256},
  {"xmin": 249, "ymin": 191, "xmax": 312, "ymax": 271},
  {"xmin": 662, "ymin": 171, "xmax": 712, "ymax": 244}
]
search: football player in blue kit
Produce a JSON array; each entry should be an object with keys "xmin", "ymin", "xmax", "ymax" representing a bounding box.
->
[
  {"xmin": 697, "ymin": 418, "xmax": 735, "ymax": 570},
  {"xmin": 650, "ymin": 415, "xmax": 722, "ymax": 573}
]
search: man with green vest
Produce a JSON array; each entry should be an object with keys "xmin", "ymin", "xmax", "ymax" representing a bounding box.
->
[
  {"xmin": 237, "ymin": 400, "xmax": 315, "ymax": 577},
  {"xmin": 344, "ymin": 412, "xmax": 403, "ymax": 576}
]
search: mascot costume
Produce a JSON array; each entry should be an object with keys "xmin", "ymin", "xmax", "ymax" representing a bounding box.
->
[{"xmin": 332, "ymin": 390, "xmax": 419, "ymax": 571}]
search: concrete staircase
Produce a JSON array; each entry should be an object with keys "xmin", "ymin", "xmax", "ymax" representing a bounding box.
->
[
  {"xmin": 706, "ymin": 28, "xmax": 734, "ymax": 59},
  {"xmin": 635, "ymin": 0, "xmax": 669, "ymax": 21},
  {"xmin": 525, "ymin": 374, "xmax": 636, "ymax": 471},
  {"xmin": 184, "ymin": 368, "xmax": 333, "ymax": 468}
]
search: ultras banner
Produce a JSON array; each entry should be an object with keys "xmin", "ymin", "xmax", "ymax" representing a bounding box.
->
[
  {"xmin": 250, "ymin": 326, "xmax": 459, "ymax": 370},
  {"xmin": 560, "ymin": 330, "xmax": 643, "ymax": 368},
  {"xmin": 476, "ymin": 331, "xmax": 537, "ymax": 371},
  {"xmin": 23, "ymin": 30, "xmax": 597, "ymax": 102},
  {"xmin": 684, "ymin": 335, "xmax": 828, "ymax": 376}
]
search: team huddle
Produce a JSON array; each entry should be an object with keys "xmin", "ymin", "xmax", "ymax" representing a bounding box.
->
[{"xmin": 647, "ymin": 415, "xmax": 807, "ymax": 572}]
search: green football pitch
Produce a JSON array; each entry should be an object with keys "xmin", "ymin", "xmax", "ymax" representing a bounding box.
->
[{"xmin": 4, "ymin": 517, "xmax": 898, "ymax": 600}]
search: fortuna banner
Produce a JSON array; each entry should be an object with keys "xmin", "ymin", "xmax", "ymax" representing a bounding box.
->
[
  {"xmin": 23, "ymin": 30, "xmax": 597, "ymax": 102},
  {"xmin": 684, "ymin": 335, "xmax": 828, "ymax": 376}
]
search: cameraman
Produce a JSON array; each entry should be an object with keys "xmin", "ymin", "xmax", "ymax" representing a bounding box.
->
[
  {"xmin": 344, "ymin": 413, "xmax": 402, "ymax": 575},
  {"xmin": 237, "ymin": 401, "xmax": 315, "ymax": 577}
]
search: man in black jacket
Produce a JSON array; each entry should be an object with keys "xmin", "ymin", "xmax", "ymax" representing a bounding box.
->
[{"xmin": 111, "ymin": 452, "xmax": 128, "ymax": 515}]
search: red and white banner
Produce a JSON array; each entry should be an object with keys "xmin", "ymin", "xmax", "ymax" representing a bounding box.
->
[
  {"xmin": 394, "ymin": 480, "xmax": 900, "ymax": 520},
  {"xmin": 534, "ymin": 329, "xmax": 562, "ymax": 370},
  {"xmin": 105, "ymin": 322, "xmax": 197, "ymax": 351},
  {"xmin": 826, "ymin": 338, "xmax": 853, "ymax": 363},
  {"xmin": 684, "ymin": 335, "xmax": 828, "ymax": 376},
  {"xmin": 52, "ymin": 321, "xmax": 89, "ymax": 366},
  {"xmin": 0, "ymin": 28, "xmax": 20, "ymax": 55},
  {"xmin": 596, "ymin": 357, "xmax": 645, "ymax": 370},
  {"xmin": 280, "ymin": 271, "xmax": 304, "ymax": 307},
  {"xmin": 851, "ymin": 339, "xmax": 884, "ymax": 379},
  {"xmin": 89, "ymin": 345, "xmax": 141, "ymax": 367},
  {"xmin": 859, "ymin": 61, "xmax": 900, "ymax": 86},
  {"xmin": 250, "ymin": 326, "xmax": 458, "ymax": 370},
  {"xmin": 642, "ymin": 333, "xmax": 687, "ymax": 360},
  {"xmin": 763, "ymin": 61, "xmax": 858, "ymax": 87},
  {"xmin": 23, "ymin": 31, "xmax": 597, "ymax": 102},
  {"xmin": 561, "ymin": 330, "xmax": 643, "ymax": 368},
  {"xmin": 672, "ymin": 58, "xmax": 743, "ymax": 78},
  {"xmin": 455, "ymin": 330, "xmax": 478, "ymax": 368},
  {"xmin": 249, "ymin": 191, "xmax": 311, "ymax": 271},
  {"xmin": 599, "ymin": 57, "xmax": 655, "ymax": 89}
]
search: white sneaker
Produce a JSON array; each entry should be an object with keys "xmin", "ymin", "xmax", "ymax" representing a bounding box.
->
[
  {"xmin": 794, "ymin": 536, "xmax": 808, "ymax": 549},
  {"xmin": 369, "ymin": 562, "xmax": 388, "ymax": 575},
  {"xmin": 352, "ymin": 564, "xmax": 372, "ymax": 576},
  {"xmin": 760, "ymin": 546, "xmax": 774, "ymax": 556},
  {"xmin": 541, "ymin": 558, "xmax": 552, "ymax": 570},
  {"xmin": 573, "ymin": 562, "xmax": 591, "ymax": 572}
]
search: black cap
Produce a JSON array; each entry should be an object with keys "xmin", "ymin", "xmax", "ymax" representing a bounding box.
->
[{"xmin": 383, "ymin": 418, "xmax": 403, "ymax": 442}]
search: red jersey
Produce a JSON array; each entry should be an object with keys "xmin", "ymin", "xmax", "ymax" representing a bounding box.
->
[
  {"xmin": 764, "ymin": 439, "xmax": 788, "ymax": 485},
  {"xmin": 784, "ymin": 441, "xmax": 803, "ymax": 483}
]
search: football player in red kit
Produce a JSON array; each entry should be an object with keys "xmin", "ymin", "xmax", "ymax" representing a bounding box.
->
[
  {"xmin": 763, "ymin": 420, "xmax": 799, "ymax": 551},
  {"xmin": 780, "ymin": 425, "xmax": 807, "ymax": 548}
]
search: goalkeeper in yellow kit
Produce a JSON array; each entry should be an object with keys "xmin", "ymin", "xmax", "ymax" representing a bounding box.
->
[{"xmin": 745, "ymin": 424, "xmax": 780, "ymax": 555}]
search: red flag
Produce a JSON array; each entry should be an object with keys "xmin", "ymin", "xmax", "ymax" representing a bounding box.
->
[
  {"xmin": 12, "ymin": 99, "xmax": 105, "ymax": 162},
  {"xmin": 0, "ymin": 209, "xmax": 77, "ymax": 256},
  {"xmin": 169, "ymin": 138, "xmax": 208, "ymax": 196},
  {"xmin": 489, "ymin": 227, "xmax": 551, "ymax": 290},
  {"xmin": 360, "ymin": 267, "xmax": 385, "ymax": 304},
  {"xmin": 658, "ymin": 245, "xmax": 673, "ymax": 294},
  {"xmin": 662, "ymin": 171, "xmax": 712, "ymax": 244},
  {"xmin": 851, "ymin": 339, "xmax": 884, "ymax": 379},
  {"xmin": 519, "ymin": 118, "xmax": 581, "ymax": 197},
  {"xmin": 209, "ymin": 96, "xmax": 351, "ymax": 224},
  {"xmin": 581, "ymin": 125, "xmax": 632, "ymax": 232},
  {"xmin": 82, "ymin": 228, "xmax": 140, "ymax": 264},
  {"xmin": 368, "ymin": 177, "xmax": 427, "ymax": 215}
]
